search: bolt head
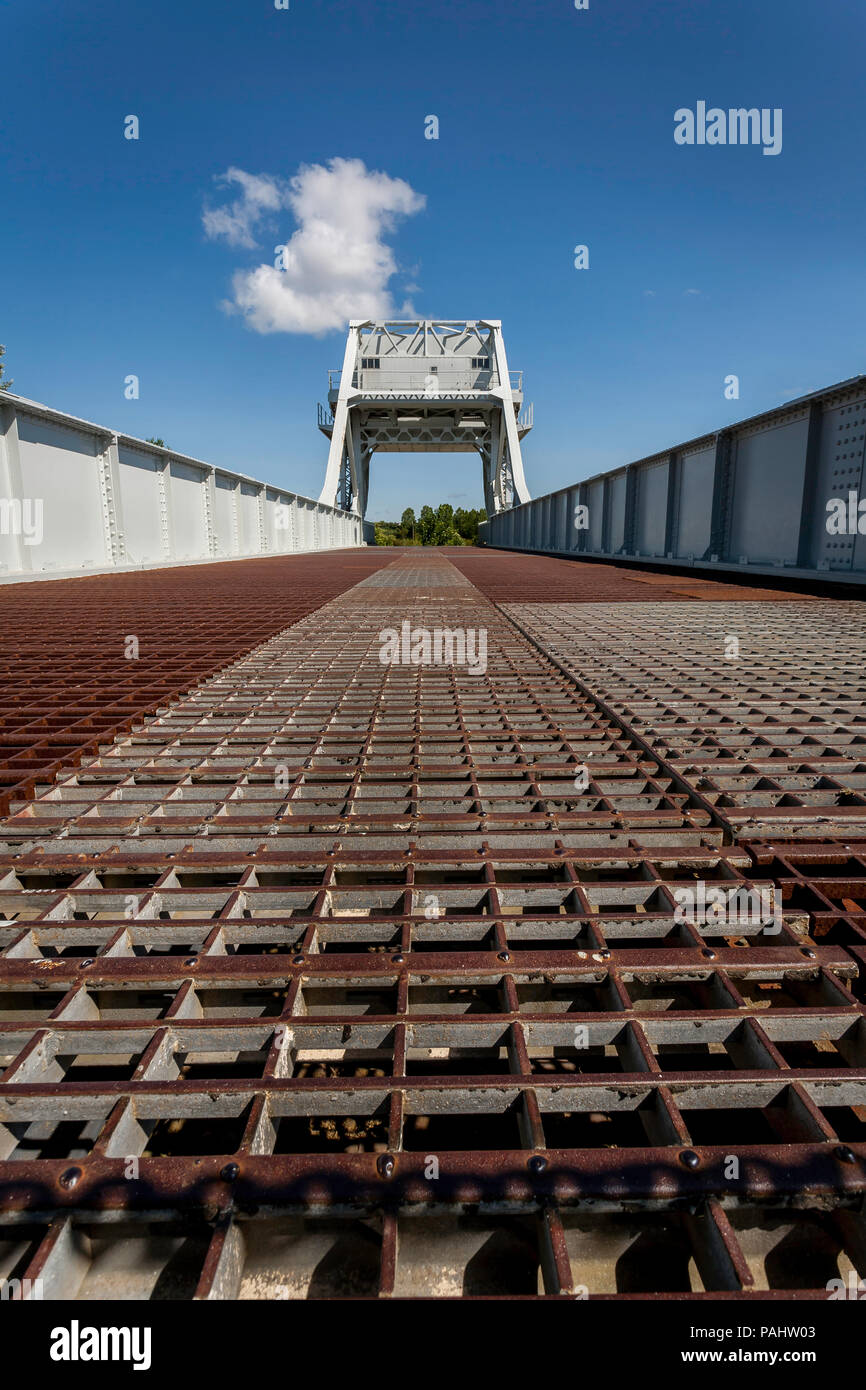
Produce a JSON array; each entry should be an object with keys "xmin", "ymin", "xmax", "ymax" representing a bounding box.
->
[{"xmin": 376, "ymin": 1153, "xmax": 396, "ymax": 1179}]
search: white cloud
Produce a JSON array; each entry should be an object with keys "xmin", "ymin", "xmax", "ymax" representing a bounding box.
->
[
  {"xmin": 203, "ymin": 168, "xmax": 286, "ymax": 249},
  {"xmin": 203, "ymin": 157, "xmax": 425, "ymax": 335}
]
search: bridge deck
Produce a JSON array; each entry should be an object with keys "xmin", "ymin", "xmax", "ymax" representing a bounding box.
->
[{"xmin": 1, "ymin": 548, "xmax": 865, "ymax": 1299}]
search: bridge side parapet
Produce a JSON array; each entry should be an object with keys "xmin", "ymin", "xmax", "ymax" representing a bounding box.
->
[
  {"xmin": 479, "ymin": 376, "xmax": 866, "ymax": 584},
  {"xmin": 0, "ymin": 392, "xmax": 363, "ymax": 582}
]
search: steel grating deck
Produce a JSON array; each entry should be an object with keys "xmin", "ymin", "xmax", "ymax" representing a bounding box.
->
[
  {"xmin": 0, "ymin": 549, "xmax": 392, "ymax": 813},
  {"xmin": 1, "ymin": 550, "xmax": 866, "ymax": 1300}
]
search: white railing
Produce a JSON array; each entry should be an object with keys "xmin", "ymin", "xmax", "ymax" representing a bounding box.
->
[
  {"xmin": 0, "ymin": 392, "xmax": 364, "ymax": 582},
  {"xmin": 478, "ymin": 374, "xmax": 866, "ymax": 583}
]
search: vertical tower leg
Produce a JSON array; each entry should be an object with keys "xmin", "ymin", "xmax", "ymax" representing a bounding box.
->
[
  {"xmin": 319, "ymin": 324, "xmax": 362, "ymax": 509},
  {"xmin": 488, "ymin": 323, "xmax": 531, "ymax": 510},
  {"xmin": 320, "ymin": 401, "xmax": 349, "ymax": 509}
]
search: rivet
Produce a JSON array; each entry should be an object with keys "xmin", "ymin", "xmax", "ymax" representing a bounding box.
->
[
  {"xmin": 835, "ymin": 1145, "xmax": 856, "ymax": 1165},
  {"xmin": 701, "ymin": 948, "xmax": 716, "ymax": 960},
  {"xmin": 184, "ymin": 957, "xmax": 196, "ymax": 967},
  {"xmin": 220, "ymin": 1162, "xmax": 240, "ymax": 1182},
  {"xmin": 80, "ymin": 958, "xmax": 94, "ymax": 969},
  {"xmin": 801, "ymin": 948, "xmax": 816, "ymax": 959},
  {"xmin": 376, "ymin": 1153, "xmax": 395, "ymax": 1179},
  {"xmin": 497, "ymin": 950, "xmax": 510, "ymax": 962},
  {"xmin": 529, "ymin": 1154, "xmax": 548, "ymax": 1173},
  {"xmin": 292, "ymin": 954, "xmax": 304, "ymax": 965},
  {"xmin": 393, "ymin": 953, "xmax": 405, "ymax": 964},
  {"xmin": 679, "ymin": 1149, "xmax": 700, "ymax": 1170},
  {"xmin": 59, "ymin": 1166, "xmax": 82, "ymax": 1189}
]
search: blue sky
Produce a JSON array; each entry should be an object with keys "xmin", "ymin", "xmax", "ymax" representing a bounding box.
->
[{"xmin": 2, "ymin": 0, "xmax": 864, "ymax": 519}]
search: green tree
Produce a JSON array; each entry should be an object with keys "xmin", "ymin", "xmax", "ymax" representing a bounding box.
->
[
  {"xmin": 372, "ymin": 502, "xmax": 486, "ymax": 546},
  {"xmin": 146, "ymin": 437, "xmax": 168, "ymax": 448},
  {"xmin": 432, "ymin": 502, "xmax": 455, "ymax": 545},
  {"xmin": 454, "ymin": 506, "xmax": 487, "ymax": 543},
  {"xmin": 0, "ymin": 344, "xmax": 13, "ymax": 392},
  {"xmin": 417, "ymin": 504, "xmax": 436, "ymax": 545},
  {"xmin": 452, "ymin": 505, "xmax": 486, "ymax": 544}
]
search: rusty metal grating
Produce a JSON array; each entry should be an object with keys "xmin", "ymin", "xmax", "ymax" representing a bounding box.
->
[
  {"xmin": 504, "ymin": 600, "xmax": 866, "ymax": 841},
  {"xmin": 0, "ymin": 549, "xmax": 391, "ymax": 812},
  {"xmin": 446, "ymin": 547, "xmax": 821, "ymax": 604},
  {"xmin": 1, "ymin": 553, "xmax": 865, "ymax": 1300}
]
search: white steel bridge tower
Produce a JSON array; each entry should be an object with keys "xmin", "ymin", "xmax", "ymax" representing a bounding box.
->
[{"xmin": 317, "ymin": 319, "xmax": 533, "ymax": 517}]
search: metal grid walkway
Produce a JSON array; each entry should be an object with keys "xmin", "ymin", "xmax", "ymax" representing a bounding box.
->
[
  {"xmin": 1, "ymin": 551, "xmax": 865, "ymax": 1299},
  {"xmin": 0, "ymin": 549, "xmax": 391, "ymax": 812}
]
